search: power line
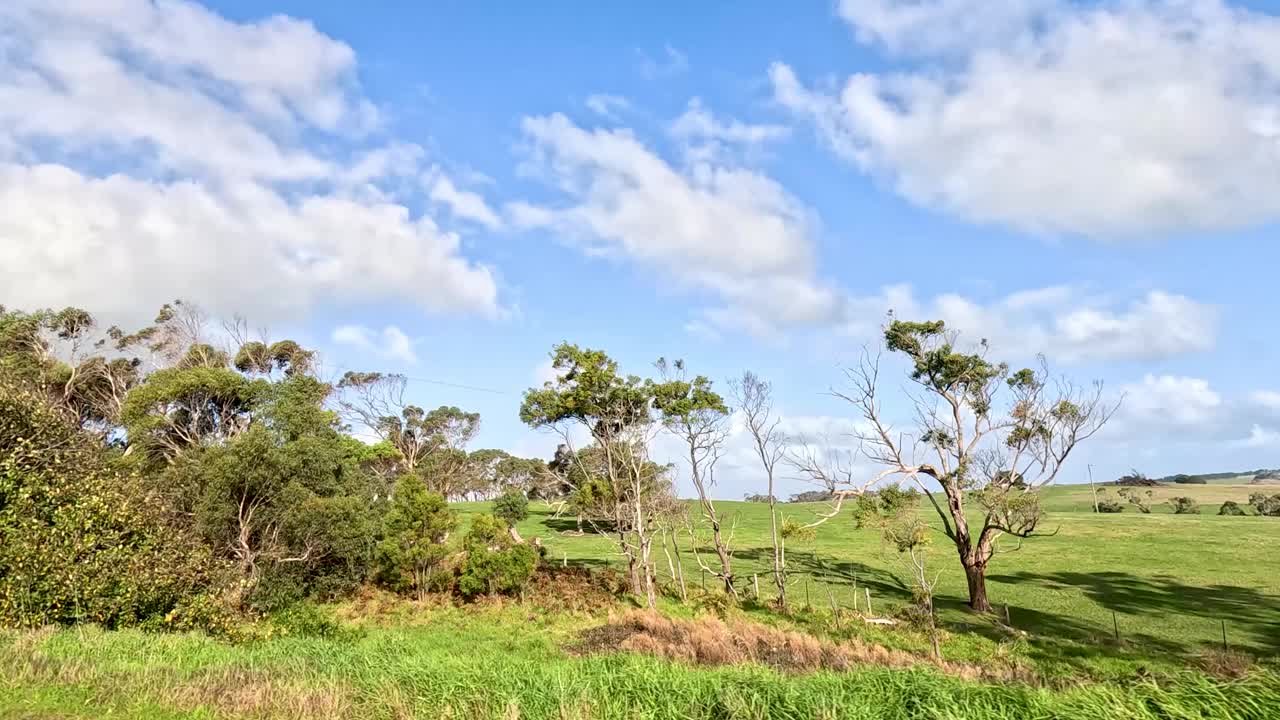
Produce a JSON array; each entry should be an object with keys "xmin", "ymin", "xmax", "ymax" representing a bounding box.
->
[{"xmin": 326, "ymin": 364, "xmax": 515, "ymax": 396}]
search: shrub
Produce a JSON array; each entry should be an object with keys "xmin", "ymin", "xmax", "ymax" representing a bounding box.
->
[
  {"xmin": 1095, "ymin": 490, "xmax": 1124, "ymax": 513},
  {"xmin": 458, "ymin": 514, "xmax": 538, "ymax": 599},
  {"xmin": 0, "ymin": 382, "xmax": 227, "ymax": 631},
  {"xmin": 377, "ymin": 476, "xmax": 455, "ymax": 600},
  {"xmin": 493, "ymin": 489, "xmax": 529, "ymax": 527},
  {"xmin": 1118, "ymin": 487, "xmax": 1153, "ymax": 513},
  {"xmin": 1218, "ymin": 501, "xmax": 1247, "ymax": 516},
  {"xmin": 1248, "ymin": 492, "xmax": 1280, "ymax": 517},
  {"xmin": 1168, "ymin": 496, "xmax": 1200, "ymax": 514}
]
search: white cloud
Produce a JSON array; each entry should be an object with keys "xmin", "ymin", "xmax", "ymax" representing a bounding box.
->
[
  {"xmin": 1249, "ymin": 390, "xmax": 1280, "ymax": 413},
  {"xmin": 836, "ymin": 0, "xmax": 1057, "ymax": 56},
  {"xmin": 426, "ymin": 171, "xmax": 503, "ymax": 229},
  {"xmin": 1235, "ymin": 424, "xmax": 1280, "ymax": 449},
  {"xmin": 0, "ymin": 0, "xmax": 499, "ymax": 322},
  {"xmin": 1118, "ymin": 374, "xmax": 1223, "ymax": 429},
  {"xmin": 844, "ymin": 286, "xmax": 1216, "ymax": 363},
  {"xmin": 585, "ymin": 94, "xmax": 631, "ymax": 120},
  {"xmin": 331, "ymin": 324, "xmax": 418, "ymax": 365},
  {"xmin": 775, "ymin": 0, "xmax": 1280, "ymax": 236},
  {"xmin": 509, "ymin": 113, "xmax": 843, "ymax": 337},
  {"xmin": 671, "ymin": 98, "xmax": 789, "ymax": 146}
]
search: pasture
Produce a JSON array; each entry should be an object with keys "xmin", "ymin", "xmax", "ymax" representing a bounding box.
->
[{"xmin": 3, "ymin": 488, "xmax": 1278, "ymax": 719}]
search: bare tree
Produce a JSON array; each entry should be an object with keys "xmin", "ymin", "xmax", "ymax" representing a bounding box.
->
[
  {"xmin": 731, "ymin": 371, "xmax": 790, "ymax": 611},
  {"xmin": 653, "ymin": 358, "xmax": 735, "ymax": 597},
  {"xmin": 836, "ymin": 320, "xmax": 1118, "ymax": 612}
]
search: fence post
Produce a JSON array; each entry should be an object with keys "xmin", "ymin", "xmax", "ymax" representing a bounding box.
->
[
  {"xmin": 1221, "ymin": 620, "xmax": 1229, "ymax": 652},
  {"xmin": 828, "ymin": 586, "xmax": 841, "ymax": 630},
  {"xmin": 1112, "ymin": 612, "xmax": 1120, "ymax": 642},
  {"xmin": 865, "ymin": 588, "xmax": 872, "ymax": 616},
  {"xmin": 753, "ymin": 574, "xmax": 760, "ymax": 600},
  {"xmin": 700, "ymin": 569, "xmax": 706, "ymax": 593},
  {"xmin": 805, "ymin": 580, "xmax": 811, "ymax": 610}
]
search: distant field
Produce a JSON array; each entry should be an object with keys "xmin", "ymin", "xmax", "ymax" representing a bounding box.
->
[
  {"xmin": 1039, "ymin": 482, "xmax": 1272, "ymax": 513},
  {"xmin": 459, "ymin": 491, "xmax": 1280, "ymax": 672}
]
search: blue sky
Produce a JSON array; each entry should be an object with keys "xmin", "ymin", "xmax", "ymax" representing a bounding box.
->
[{"xmin": 3, "ymin": 0, "xmax": 1279, "ymax": 497}]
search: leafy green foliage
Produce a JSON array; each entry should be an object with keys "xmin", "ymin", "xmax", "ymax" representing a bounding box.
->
[
  {"xmin": 0, "ymin": 380, "xmax": 230, "ymax": 632},
  {"xmin": 1167, "ymin": 496, "xmax": 1200, "ymax": 514},
  {"xmin": 1218, "ymin": 500, "xmax": 1247, "ymax": 516},
  {"xmin": 457, "ymin": 514, "xmax": 538, "ymax": 599},
  {"xmin": 377, "ymin": 476, "xmax": 456, "ymax": 599},
  {"xmin": 493, "ymin": 489, "xmax": 529, "ymax": 527}
]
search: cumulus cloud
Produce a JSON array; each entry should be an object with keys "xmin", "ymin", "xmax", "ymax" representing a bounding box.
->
[
  {"xmin": 331, "ymin": 324, "xmax": 418, "ymax": 365},
  {"xmin": 774, "ymin": 0, "xmax": 1280, "ymax": 236},
  {"xmin": 844, "ymin": 286, "xmax": 1217, "ymax": 363},
  {"xmin": 509, "ymin": 112, "xmax": 844, "ymax": 337},
  {"xmin": 0, "ymin": 0, "xmax": 499, "ymax": 323}
]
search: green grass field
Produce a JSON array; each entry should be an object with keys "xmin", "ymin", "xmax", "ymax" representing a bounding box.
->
[
  {"xmin": 463, "ymin": 489, "xmax": 1280, "ymax": 667},
  {"xmin": 4, "ymin": 484, "xmax": 1278, "ymax": 719}
]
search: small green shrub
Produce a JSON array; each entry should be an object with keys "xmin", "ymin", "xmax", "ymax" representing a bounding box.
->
[
  {"xmin": 1168, "ymin": 496, "xmax": 1200, "ymax": 514},
  {"xmin": 1095, "ymin": 490, "xmax": 1124, "ymax": 513},
  {"xmin": 268, "ymin": 603, "xmax": 359, "ymax": 640},
  {"xmin": 493, "ymin": 489, "xmax": 529, "ymax": 527},
  {"xmin": 458, "ymin": 514, "xmax": 538, "ymax": 599},
  {"xmin": 377, "ymin": 476, "xmax": 455, "ymax": 600},
  {"xmin": 1218, "ymin": 500, "xmax": 1247, "ymax": 516}
]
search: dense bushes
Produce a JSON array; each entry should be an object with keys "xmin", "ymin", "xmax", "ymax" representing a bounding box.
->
[
  {"xmin": 458, "ymin": 514, "xmax": 539, "ymax": 599},
  {"xmin": 1249, "ymin": 492, "xmax": 1280, "ymax": 517},
  {"xmin": 1168, "ymin": 496, "xmax": 1200, "ymax": 514},
  {"xmin": 0, "ymin": 382, "xmax": 229, "ymax": 630},
  {"xmin": 1218, "ymin": 501, "xmax": 1247, "ymax": 516}
]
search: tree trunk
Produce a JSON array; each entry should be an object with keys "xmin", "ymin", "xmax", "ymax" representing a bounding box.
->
[
  {"xmin": 709, "ymin": 518, "xmax": 735, "ymax": 595},
  {"xmin": 508, "ymin": 525, "xmax": 524, "ymax": 544},
  {"xmin": 767, "ymin": 491, "xmax": 786, "ymax": 613},
  {"xmin": 964, "ymin": 562, "xmax": 991, "ymax": 612}
]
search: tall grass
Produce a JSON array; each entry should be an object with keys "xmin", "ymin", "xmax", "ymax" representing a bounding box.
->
[{"xmin": 3, "ymin": 616, "xmax": 1278, "ymax": 720}]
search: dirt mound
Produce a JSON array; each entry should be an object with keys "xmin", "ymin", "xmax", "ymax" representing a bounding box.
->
[{"xmin": 567, "ymin": 610, "xmax": 1032, "ymax": 682}]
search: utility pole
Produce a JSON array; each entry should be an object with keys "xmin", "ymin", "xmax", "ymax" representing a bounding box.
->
[{"xmin": 1088, "ymin": 464, "xmax": 1099, "ymax": 513}]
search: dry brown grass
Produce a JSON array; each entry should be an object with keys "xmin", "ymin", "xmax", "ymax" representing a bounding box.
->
[
  {"xmin": 568, "ymin": 610, "xmax": 1037, "ymax": 683},
  {"xmin": 1194, "ymin": 648, "xmax": 1256, "ymax": 679},
  {"xmin": 170, "ymin": 668, "xmax": 353, "ymax": 719}
]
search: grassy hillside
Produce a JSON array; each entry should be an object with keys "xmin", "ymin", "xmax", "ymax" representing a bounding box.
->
[
  {"xmin": 459, "ymin": 493, "xmax": 1280, "ymax": 666},
  {"xmin": 5, "ymin": 489, "xmax": 1278, "ymax": 719},
  {"xmin": 7, "ymin": 613, "xmax": 1277, "ymax": 720}
]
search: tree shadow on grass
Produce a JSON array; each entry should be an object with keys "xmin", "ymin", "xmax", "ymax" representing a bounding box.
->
[{"xmin": 988, "ymin": 570, "xmax": 1280, "ymax": 656}]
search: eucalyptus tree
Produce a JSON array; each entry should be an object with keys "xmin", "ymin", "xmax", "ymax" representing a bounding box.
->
[
  {"xmin": 520, "ymin": 343, "xmax": 674, "ymax": 608},
  {"xmin": 836, "ymin": 320, "xmax": 1116, "ymax": 611},
  {"xmin": 652, "ymin": 358, "xmax": 736, "ymax": 597},
  {"xmin": 336, "ymin": 371, "xmax": 480, "ymax": 485}
]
